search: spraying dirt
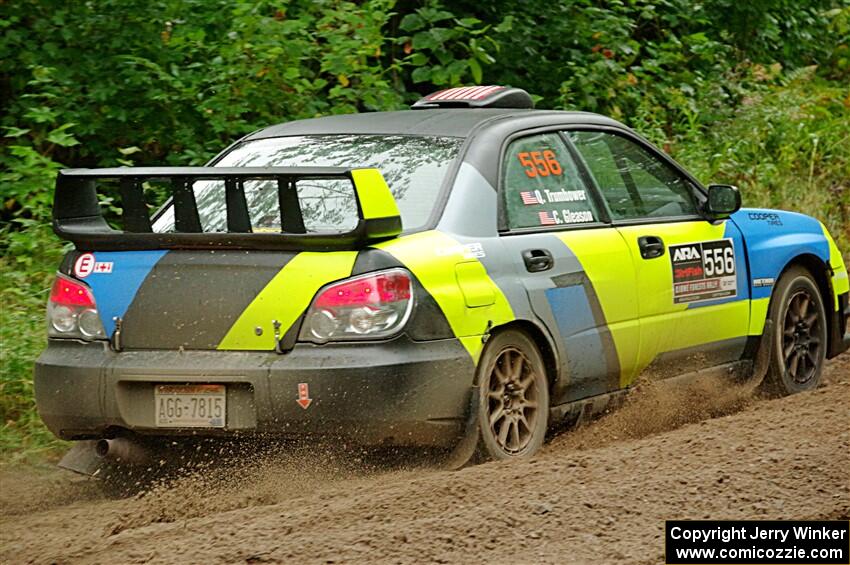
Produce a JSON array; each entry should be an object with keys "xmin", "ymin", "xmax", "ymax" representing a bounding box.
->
[{"xmin": 1, "ymin": 354, "xmax": 848, "ymax": 564}]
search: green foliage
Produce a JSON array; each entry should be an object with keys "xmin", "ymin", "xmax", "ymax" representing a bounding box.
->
[
  {"xmin": 672, "ymin": 71, "xmax": 850, "ymax": 252},
  {"xmin": 454, "ymin": 0, "xmax": 848, "ymax": 141},
  {"xmin": 0, "ymin": 224, "xmax": 66, "ymax": 459},
  {"xmin": 395, "ymin": 1, "xmax": 510, "ymax": 86},
  {"xmin": 1, "ymin": 0, "xmax": 848, "ymax": 458}
]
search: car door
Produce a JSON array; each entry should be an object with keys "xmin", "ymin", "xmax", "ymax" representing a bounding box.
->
[
  {"xmin": 566, "ymin": 129, "xmax": 751, "ymax": 376},
  {"xmin": 497, "ymin": 131, "xmax": 640, "ymax": 405}
]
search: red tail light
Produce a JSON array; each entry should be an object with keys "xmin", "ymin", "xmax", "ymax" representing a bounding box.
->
[
  {"xmin": 315, "ymin": 271, "xmax": 411, "ymax": 308},
  {"xmin": 47, "ymin": 273, "xmax": 106, "ymax": 340},
  {"xmin": 301, "ymin": 269, "xmax": 414, "ymax": 343},
  {"xmin": 50, "ymin": 275, "xmax": 96, "ymax": 307}
]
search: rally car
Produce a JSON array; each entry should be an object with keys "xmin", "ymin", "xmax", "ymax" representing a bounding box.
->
[{"xmin": 35, "ymin": 86, "xmax": 849, "ymax": 469}]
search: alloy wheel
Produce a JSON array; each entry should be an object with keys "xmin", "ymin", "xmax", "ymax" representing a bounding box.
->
[
  {"xmin": 782, "ymin": 289, "xmax": 822, "ymax": 384},
  {"xmin": 485, "ymin": 347, "xmax": 541, "ymax": 454}
]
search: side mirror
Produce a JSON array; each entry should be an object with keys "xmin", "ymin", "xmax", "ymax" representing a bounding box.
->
[{"xmin": 705, "ymin": 184, "xmax": 741, "ymax": 219}]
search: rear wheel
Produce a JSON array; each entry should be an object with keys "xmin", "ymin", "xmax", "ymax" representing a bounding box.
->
[
  {"xmin": 469, "ymin": 330, "xmax": 550, "ymax": 462},
  {"xmin": 763, "ymin": 266, "xmax": 828, "ymax": 395}
]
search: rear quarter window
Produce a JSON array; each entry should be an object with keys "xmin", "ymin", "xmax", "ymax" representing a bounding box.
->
[{"xmin": 502, "ymin": 132, "xmax": 600, "ymax": 230}]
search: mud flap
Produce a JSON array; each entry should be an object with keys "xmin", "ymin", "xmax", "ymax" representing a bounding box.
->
[
  {"xmin": 748, "ymin": 319, "xmax": 774, "ymax": 387},
  {"xmin": 58, "ymin": 440, "xmax": 108, "ymax": 477},
  {"xmin": 439, "ymin": 388, "xmax": 480, "ymax": 470}
]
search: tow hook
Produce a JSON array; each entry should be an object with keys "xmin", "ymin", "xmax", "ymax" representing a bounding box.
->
[
  {"xmin": 272, "ymin": 319, "xmax": 284, "ymax": 354},
  {"xmin": 111, "ymin": 316, "xmax": 123, "ymax": 351}
]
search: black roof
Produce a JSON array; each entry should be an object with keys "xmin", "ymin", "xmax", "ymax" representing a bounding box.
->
[{"xmin": 247, "ymin": 109, "xmax": 625, "ymax": 140}]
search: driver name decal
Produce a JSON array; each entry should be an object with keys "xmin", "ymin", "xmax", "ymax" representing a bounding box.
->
[
  {"xmin": 538, "ymin": 209, "xmax": 594, "ymax": 226},
  {"xmin": 520, "ymin": 189, "xmax": 586, "ymax": 206},
  {"xmin": 670, "ymin": 239, "xmax": 737, "ymax": 304}
]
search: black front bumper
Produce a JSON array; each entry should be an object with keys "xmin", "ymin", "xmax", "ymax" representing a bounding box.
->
[{"xmin": 34, "ymin": 336, "xmax": 475, "ymax": 448}]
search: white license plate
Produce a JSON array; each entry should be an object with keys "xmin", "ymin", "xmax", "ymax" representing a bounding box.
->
[{"xmin": 155, "ymin": 384, "xmax": 226, "ymax": 428}]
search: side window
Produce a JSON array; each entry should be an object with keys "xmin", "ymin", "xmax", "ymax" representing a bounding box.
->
[
  {"xmin": 568, "ymin": 131, "xmax": 698, "ymax": 220},
  {"xmin": 503, "ymin": 133, "xmax": 600, "ymax": 229}
]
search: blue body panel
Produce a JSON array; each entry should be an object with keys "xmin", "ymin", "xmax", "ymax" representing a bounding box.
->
[
  {"xmin": 730, "ymin": 208, "xmax": 830, "ymax": 300},
  {"xmin": 545, "ymin": 285, "xmax": 614, "ymax": 381},
  {"xmin": 84, "ymin": 250, "xmax": 168, "ymax": 336}
]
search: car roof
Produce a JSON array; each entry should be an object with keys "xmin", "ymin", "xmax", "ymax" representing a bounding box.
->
[{"xmin": 246, "ymin": 109, "xmax": 626, "ymax": 139}]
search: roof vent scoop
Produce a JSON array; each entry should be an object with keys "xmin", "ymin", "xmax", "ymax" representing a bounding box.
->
[{"xmin": 412, "ymin": 86, "xmax": 534, "ymax": 109}]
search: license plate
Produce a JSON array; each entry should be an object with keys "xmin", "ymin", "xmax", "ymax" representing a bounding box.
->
[{"xmin": 155, "ymin": 384, "xmax": 226, "ymax": 428}]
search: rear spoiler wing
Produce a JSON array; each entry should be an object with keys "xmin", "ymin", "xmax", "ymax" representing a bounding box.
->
[{"xmin": 53, "ymin": 167, "xmax": 402, "ymax": 251}]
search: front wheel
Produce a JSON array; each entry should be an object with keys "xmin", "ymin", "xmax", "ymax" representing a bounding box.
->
[{"xmin": 763, "ymin": 266, "xmax": 828, "ymax": 395}]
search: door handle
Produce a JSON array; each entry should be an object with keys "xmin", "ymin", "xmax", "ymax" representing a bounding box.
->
[
  {"xmin": 522, "ymin": 249, "xmax": 554, "ymax": 272},
  {"xmin": 637, "ymin": 235, "xmax": 665, "ymax": 259}
]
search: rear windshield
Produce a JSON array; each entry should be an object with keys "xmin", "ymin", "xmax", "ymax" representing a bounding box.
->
[{"xmin": 152, "ymin": 135, "xmax": 462, "ymax": 233}]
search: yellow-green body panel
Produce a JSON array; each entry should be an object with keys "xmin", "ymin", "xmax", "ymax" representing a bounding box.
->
[
  {"xmin": 350, "ymin": 168, "xmax": 401, "ymax": 220},
  {"xmin": 217, "ymin": 252, "xmax": 357, "ymax": 350},
  {"xmin": 378, "ymin": 230, "xmax": 514, "ymax": 363},
  {"xmin": 822, "ymin": 222, "xmax": 849, "ymax": 310},
  {"xmin": 554, "ymin": 228, "xmax": 641, "ymax": 386},
  {"xmin": 615, "ymin": 220, "xmax": 750, "ymax": 379},
  {"xmin": 748, "ymin": 298, "xmax": 771, "ymax": 335}
]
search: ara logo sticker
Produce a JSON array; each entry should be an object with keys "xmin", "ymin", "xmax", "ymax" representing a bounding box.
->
[
  {"xmin": 672, "ymin": 246, "xmax": 701, "ymax": 262},
  {"xmin": 670, "ymin": 239, "xmax": 737, "ymax": 304},
  {"xmin": 74, "ymin": 253, "xmax": 113, "ymax": 278}
]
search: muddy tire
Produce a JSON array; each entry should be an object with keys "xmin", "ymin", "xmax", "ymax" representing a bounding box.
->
[
  {"xmin": 464, "ymin": 330, "xmax": 550, "ymax": 463},
  {"xmin": 762, "ymin": 266, "xmax": 828, "ymax": 395},
  {"xmin": 440, "ymin": 330, "xmax": 550, "ymax": 469}
]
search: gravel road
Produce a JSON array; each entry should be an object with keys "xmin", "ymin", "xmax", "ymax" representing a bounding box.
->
[{"xmin": 1, "ymin": 354, "xmax": 847, "ymax": 564}]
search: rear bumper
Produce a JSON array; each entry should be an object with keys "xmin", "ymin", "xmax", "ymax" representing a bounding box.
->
[{"xmin": 34, "ymin": 336, "xmax": 475, "ymax": 448}]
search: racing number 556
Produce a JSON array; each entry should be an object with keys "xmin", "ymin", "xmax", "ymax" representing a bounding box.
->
[
  {"xmin": 517, "ymin": 151, "xmax": 563, "ymax": 178},
  {"xmin": 704, "ymin": 245, "xmax": 735, "ymax": 277}
]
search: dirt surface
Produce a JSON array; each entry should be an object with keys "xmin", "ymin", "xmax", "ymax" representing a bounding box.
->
[{"xmin": 1, "ymin": 355, "xmax": 848, "ymax": 564}]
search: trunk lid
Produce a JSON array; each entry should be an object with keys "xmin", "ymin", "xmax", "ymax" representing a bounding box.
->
[{"xmin": 67, "ymin": 249, "xmax": 358, "ymax": 351}]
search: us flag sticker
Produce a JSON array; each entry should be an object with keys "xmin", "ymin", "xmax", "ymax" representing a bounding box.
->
[
  {"xmin": 538, "ymin": 211, "xmax": 557, "ymax": 225},
  {"xmin": 520, "ymin": 190, "xmax": 544, "ymax": 205}
]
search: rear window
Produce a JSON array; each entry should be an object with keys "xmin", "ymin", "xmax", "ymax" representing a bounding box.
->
[{"xmin": 152, "ymin": 135, "xmax": 462, "ymax": 233}]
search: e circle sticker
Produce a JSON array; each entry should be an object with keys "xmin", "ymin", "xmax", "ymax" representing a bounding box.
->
[{"xmin": 74, "ymin": 253, "xmax": 96, "ymax": 278}]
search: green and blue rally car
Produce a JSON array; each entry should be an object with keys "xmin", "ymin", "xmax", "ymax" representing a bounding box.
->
[{"xmin": 35, "ymin": 86, "xmax": 849, "ymax": 467}]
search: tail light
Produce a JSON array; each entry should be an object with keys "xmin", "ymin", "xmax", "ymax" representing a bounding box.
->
[
  {"xmin": 47, "ymin": 273, "xmax": 106, "ymax": 340},
  {"xmin": 300, "ymin": 268, "xmax": 414, "ymax": 343}
]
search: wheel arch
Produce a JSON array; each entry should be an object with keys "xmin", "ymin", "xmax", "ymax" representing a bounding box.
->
[
  {"xmin": 771, "ymin": 252, "xmax": 839, "ymax": 357},
  {"xmin": 486, "ymin": 319, "xmax": 561, "ymax": 390}
]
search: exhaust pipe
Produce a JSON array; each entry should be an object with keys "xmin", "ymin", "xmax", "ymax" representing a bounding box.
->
[{"xmin": 95, "ymin": 438, "xmax": 151, "ymax": 466}]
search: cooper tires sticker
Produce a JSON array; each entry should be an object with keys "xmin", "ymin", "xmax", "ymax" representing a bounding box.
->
[{"xmin": 670, "ymin": 239, "xmax": 737, "ymax": 304}]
